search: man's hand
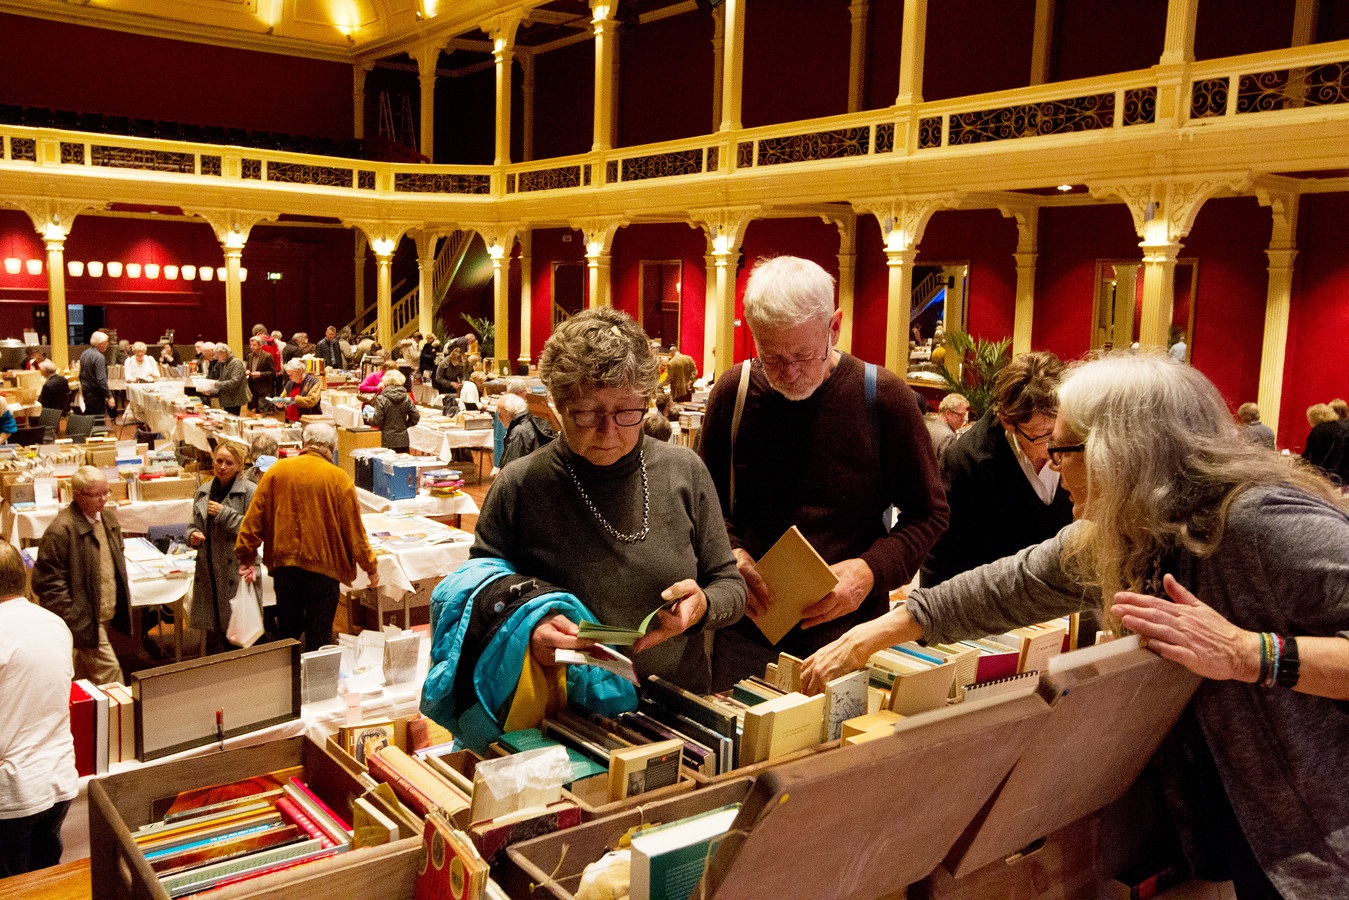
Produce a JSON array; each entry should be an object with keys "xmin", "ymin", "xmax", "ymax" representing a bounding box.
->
[
  {"xmin": 800, "ymin": 558, "xmax": 875, "ymax": 629},
  {"xmin": 633, "ymin": 580, "xmax": 708, "ymax": 653},
  {"xmin": 530, "ymin": 614, "xmax": 596, "ymax": 669},
  {"xmin": 732, "ymin": 547, "xmax": 772, "ymax": 622}
]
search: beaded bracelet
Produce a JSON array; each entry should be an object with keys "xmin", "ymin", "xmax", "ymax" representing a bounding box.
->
[{"xmin": 1257, "ymin": 631, "xmax": 1273, "ymax": 686}]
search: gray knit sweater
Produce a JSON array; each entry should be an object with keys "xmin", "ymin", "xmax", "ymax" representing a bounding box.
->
[
  {"xmin": 471, "ymin": 435, "xmax": 746, "ymax": 693},
  {"xmin": 908, "ymin": 485, "xmax": 1349, "ymax": 898}
]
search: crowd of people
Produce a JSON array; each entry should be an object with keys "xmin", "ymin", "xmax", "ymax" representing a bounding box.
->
[{"xmin": 1, "ymin": 262, "xmax": 1345, "ymax": 892}]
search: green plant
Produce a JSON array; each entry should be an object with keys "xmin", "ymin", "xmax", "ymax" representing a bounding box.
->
[
  {"xmin": 461, "ymin": 313, "xmax": 494, "ymax": 357},
  {"xmin": 934, "ymin": 328, "xmax": 1011, "ymax": 420}
]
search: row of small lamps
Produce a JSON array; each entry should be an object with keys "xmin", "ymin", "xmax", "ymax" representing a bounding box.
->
[{"xmin": 2, "ymin": 258, "xmax": 247, "ymax": 281}]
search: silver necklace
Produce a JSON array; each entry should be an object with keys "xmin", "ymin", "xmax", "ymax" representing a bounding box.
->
[{"xmin": 563, "ymin": 451, "xmax": 650, "ymax": 543}]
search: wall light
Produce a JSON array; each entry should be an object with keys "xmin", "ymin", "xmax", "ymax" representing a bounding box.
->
[
  {"xmin": 67, "ymin": 260, "xmax": 84, "ymax": 277},
  {"xmin": 4, "ymin": 258, "xmax": 20, "ymax": 275},
  {"xmin": 87, "ymin": 261, "xmax": 104, "ymax": 277},
  {"xmin": 239, "ymin": 268, "xmax": 248, "ymax": 282},
  {"xmin": 26, "ymin": 259, "xmax": 42, "ymax": 276},
  {"xmin": 126, "ymin": 262, "xmax": 142, "ymax": 278},
  {"xmin": 215, "ymin": 266, "xmax": 227, "ymax": 281},
  {"xmin": 200, "ymin": 266, "xmax": 214, "ymax": 282},
  {"xmin": 164, "ymin": 265, "xmax": 179, "ymax": 280},
  {"xmin": 107, "ymin": 261, "xmax": 123, "ymax": 277},
  {"xmin": 181, "ymin": 265, "xmax": 196, "ymax": 280},
  {"xmin": 145, "ymin": 263, "xmax": 160, "ymax": 279}
]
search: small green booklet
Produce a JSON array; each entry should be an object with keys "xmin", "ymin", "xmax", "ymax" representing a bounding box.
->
[{"xmin": 577, "ymin": 601, "xmax": 672, "ymax": 645}]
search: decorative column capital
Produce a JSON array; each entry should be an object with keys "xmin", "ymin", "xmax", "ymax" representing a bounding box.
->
[
  {"xmin": 15, "ymin": 198, "xmax": 101, "ymax": 241},
  {"xmin": 590, "ymin": 0, "xmax": 617, "ymax": 31},
  {"xmin": 571, "ymin": 218, "xmax": 625, "ymax": 259},
  {"xmin": 1089, "ymin": 175, "xmax": 1246, "ymax": 244},
  {"xmin": 852, "ymin": 194, "xmax": 960, "ymax": 251},
  {"xmin": 413, "ymin": 43, "xmax": 443, "ymax": 82},
  {"xmin": 342, "ymin": 219, "xmax": 412, "ymax": 257},
  {"xmin": 410, "ymin": 228, "xmax": 447, "ymax": 263},
  {"xmin": 690, "ymin": 207, "xmax": 758, "ymax": 256},
  {"xmin": 464, "ymin": 225, "xmax": 518, "ymax": 260},
  {"xmin": 183, "ymin": 208, "xmax": 271, "ymax": 249}
]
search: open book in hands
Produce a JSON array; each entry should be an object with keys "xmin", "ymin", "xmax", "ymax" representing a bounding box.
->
[{"xmin": 576, "ymin": 597, "xmax": 680, "ymax": 646}]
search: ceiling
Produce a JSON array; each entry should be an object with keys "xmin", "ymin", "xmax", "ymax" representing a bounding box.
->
[{"xmin": 0, "ymin": 0, "xmax": 697, "ymax": 64}]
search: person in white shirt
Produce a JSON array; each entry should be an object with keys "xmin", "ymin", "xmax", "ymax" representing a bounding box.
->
[
  {"xmin": 0, "ymin": 541, "xmax": 79, "ymax": 877},
  {"xmin": 121, "ymin": 341, "xmax": 160, "ymax": 383}
]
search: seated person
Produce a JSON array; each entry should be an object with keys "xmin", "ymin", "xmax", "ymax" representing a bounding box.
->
[
  {"xmin": 158, "ymin": 342, "xmax": 181, "ymax": 367},
  {"xmin": 37, "ymin": 360, "xmax": 70, "ymax": 415},
  {"xmin": 459, "ymin": 371, "xmax": 486, "ymax": 410},
  {"xmin": 122, "ymin": 342, "xmax": 160, "ymax": 383},
  {"xmin": 278, "ymin": 359, "xmax": 323, "ymax": 422}
]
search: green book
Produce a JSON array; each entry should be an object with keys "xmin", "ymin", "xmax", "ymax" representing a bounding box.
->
[
  {"xmin": 629, "ymin": 803, "xmax": 741, "ymax": 900},
  {"xmin": 577, "ymin": 602, "xmax": 669, "ymax": 645},
  {"xmin": 498, "ymin": 728, "xmax": 606, "ymax": 784}
]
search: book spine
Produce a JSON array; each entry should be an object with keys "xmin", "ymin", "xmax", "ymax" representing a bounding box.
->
[
  {"xmin": 275, "ymin": 797, "xmax": 336, "ymax": 849},
  {"xmin": 286, "ymin": 777, "xmax": 352, "ymax": 832},
  {"xmin": 367, "ymin": 752, "xmax": 437, "ymax": 818},
  {"xmin": 170, "ymin": 845, "xmax": 341, "ymax": 895}
]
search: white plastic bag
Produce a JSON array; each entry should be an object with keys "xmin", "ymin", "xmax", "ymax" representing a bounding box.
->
[{"xmin": 226, "ymin": 579, "xmax": 264, "ymax": 648}]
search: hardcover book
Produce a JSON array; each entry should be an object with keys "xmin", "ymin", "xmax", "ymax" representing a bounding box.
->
[
  {"xmin": 607, "ymin": 738, "xmax": 684, "ymax": 801},
  {"xmin": 415, "ymin": 811, "xmax": 488, "ymax": 900},
  {"xmin": 468, "ymin": 799, "xmax": 581, "ymax": 868},
  {"xmin": 629, "ymin": 803, "xmax": 741, "ymax": 900},
  {"xmin": 753, "ymin": 526, "xmax": 839, "ymax": 645}
]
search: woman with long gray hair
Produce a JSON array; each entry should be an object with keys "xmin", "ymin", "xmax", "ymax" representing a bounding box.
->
[{"xmin": 803, "ymin": 351, "xmax": 1349, "ymax": 898}]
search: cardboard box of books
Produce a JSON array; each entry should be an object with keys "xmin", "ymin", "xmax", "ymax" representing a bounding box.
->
[
  {"xmin": 87, "ymin": 735, "xmax": 423, "ymax": 900},
  {"xmin": 514, "ymin": 690, "xmax": 1053, "ymax": 900},
  {"xmin": 137, "ymin": 475, "xmax": 199, "ymax": 502}
]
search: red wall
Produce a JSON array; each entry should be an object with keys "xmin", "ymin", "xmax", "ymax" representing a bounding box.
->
[
  {"xmin": 742, "ymin": 0, "xmax": 851, "ymax": 127},
  {"xmin": 618, "ymin": 13, "xmax": 715, "ymax": 147},
  {"xmin": 1033, "ymin": 204, "xmax": 1140, "ymax": 360},
  {"xmin": 610, "ymin": 224, "xmax": 709, "ymax": 365},
  {"xmin": 1195, "ymin": 0, "xmax": 1296, "ymax": 60},
  {"xmin": 1181, "ymin": 197, "xmax": 1271, "ymax": 414},
  {"xmin": 1051, "ymin": 1, "xmax": 1167, "ymax": 81},
  {"xmin": 532, "ymin": 41, "xmax": 594, "ymax": 160},
  {"xmin": 526, "ymin": 228, "xmax": 587, "ymax": 361},
  {"xmin": 0, "ymin": 13, "xmax": 352, "ymax": 139},
  {"xmin": 1281, "ymin": 193, "xmax": 1349, "ymax": 451},
  {"xmin": 852, "ymin": 215, "xmax": 889, "ymax": 366},
  {"xmin": 920, "ymin": 209, "xmax": 1018, "ymax": 342},
  {"xmin": 924, "ymin": 0, "xmax": 1036, "ymax": 101}
]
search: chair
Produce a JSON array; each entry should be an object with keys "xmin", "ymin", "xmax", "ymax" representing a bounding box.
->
[
  {"xmin": 36, "ymin": 407, "xmax": 62, "ymax": 442},
  {"xmin": 65, "ymin": 413, "xmax": 96, "ymax": 443},
  {"xmin": 10, "ymin": 426, "xmax": 46, "ymax": 446}
]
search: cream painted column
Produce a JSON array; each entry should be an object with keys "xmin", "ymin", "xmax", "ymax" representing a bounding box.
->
[
  {"xmin": 470, "ymin": 228, "xmax": 517, "ymax": 374},
  {"xmin": 520, "ymin": 52, "xmax": 536, "ymax": 161},
  {"xmin": 353, "ymin": 62, "xmax": 372, "ymax": 140},
  {"xmin": 693, "ymin": 210, "xmax": 754, "ymax": 379},
  {"xmin": 719, "ymin": 0, "xmax": 745, "ymax": 132},
  {"xmin": 576, "ymin": 220, "xmax": 622, "ymax": 308},
  {"xmin": 354, "ymin": 231, "xmax": 367, "ymax": 318},
  {"xmin": 895, "ymin": 0, "xmax": 927, "ymax": 106},
  {"xmin": 489, "ymin": 15, "xmax": 520, "ymax": 167},
  {"xmin": 702, "ymin": 249, "xmax": 719, "ymax": 378},
  {"xmin": 1000, "ymin": 204, "xmax": 1040, "ymax": 356},
  {"xmin": 373, "ymin": 240, "xmax": 395, "ymax": 350},
  {"xmin": 414, "ymin": 45, "xmax": 440, "ymax": 161},
  {"xmin": 1160, "ymin": 0, "xmax": 1199, "ymax": 64},
  {"xmin": 223, "ymin": 245, "xmax": 246, "ymax": 356},
  {"xmin": 1292, "ymin": 0, "xmax": 1319, "ymax": 45},
  {"xmin": 1137, "ymin": 241, "xmax": 1181, "ymax": 351},
  {"xmin": 1030, "ymin": 0, "xmax": 1055, "ymax": 85},
  {"xmin": 590, "ymin": 1, "xmax": 617, "ymax": 153},
  {"xmin": 1256, "ymin": 188, "xmax": 1300, "ymax": 442},
  {"xmin": 413, "ymin": 231, "xmax": 440, "ymax": 339},
  {"xmin": 855, "ymin": 197, "xmax": 958, "ymax": 376},
  {"xmin": 834, "ymin": 216, "xmax": 858, "ymax": 352},
  {"xmin": 710, "ymin": 6, "xmax": 725, "ymax": 130},
  {"xmin": 1111, "ymin": 264, "xmax": 1138, "ymax": 350},
  {"xmin": 518, "ymin": 230, "xmax": 534, "ymax": 366},
  {"xmin": 847, "ymin": 0, "xmax": 869, "ymax": 113},
  {"xmin": 1155, "ymin": 0, "xmax": 1198, "ymax": 125},
  {"xmin": 44, "ymin": 238, "xmax": 69, "ymax": 368}
]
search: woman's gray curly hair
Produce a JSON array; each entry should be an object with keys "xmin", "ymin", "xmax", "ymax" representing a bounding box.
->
[{"xmin": 538, "ymin": 308, "xmax": 659, "ymax": 411}]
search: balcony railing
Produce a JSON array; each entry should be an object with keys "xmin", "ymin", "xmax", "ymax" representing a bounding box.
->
[{"xmin": 5, "ymin": 38, "xmax": 1349, "ymax": 204}]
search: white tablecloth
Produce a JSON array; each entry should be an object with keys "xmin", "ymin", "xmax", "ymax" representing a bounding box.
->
[
  {"xmin": 8, "ymin": 498, "xmax": 194, "ymax": 543},
  {"xmin": 355, "ymin": 486, "xmax": 478, "ymax": 519},
  {"xmin": 349, "ymin": 513, "xmax": 473, "ymax": 599},
  {"xmin": 407, "ymin": 423, "xmax": 494, "ymax": 461}
]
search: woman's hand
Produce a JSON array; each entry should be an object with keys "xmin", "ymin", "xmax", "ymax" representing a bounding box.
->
[
  {"xmin": 530, "ymin": 614, "xmax": 596, "ymax": 669},
  {"xmin": 633, "ymin": 580, "xmax": 708, "ymax": 653},
  {"xmin": 1112, "ymin": 574, "xmax": 1261, "ymax": 683},
  {"xmin": 206, "ymin": 500, "xmax": 223, "ymax": 517},
  {"xmin": 188, "ymin": 530, "xmax": 204, "ymax": 548},
  {"xmin": 238, "ymin": 563, "xmax": 258, "ymax": 584},
  {"xmin": 801, "ymin": 605, "xmax": 923, "ymax": 695}
]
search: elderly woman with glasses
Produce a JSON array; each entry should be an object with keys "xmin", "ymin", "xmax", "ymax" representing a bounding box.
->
[
  {"xmin": 919, "ymin": 351, "xmax": 1077, "ymax": 592},
  {"xmin": 469, "ymin": 308, "xmax": 746, "ymax": 692},
  {"xmin": 803, "ymin": 352, "xmax": 1349, "ymax": 898}
]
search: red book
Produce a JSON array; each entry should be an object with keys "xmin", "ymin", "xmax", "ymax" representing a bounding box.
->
[
  {"xmin": 193, "ymin": 845, "xmax": 342, "ymax": 892},
  {"xmin": 367, "ymin": 751, "xmax": 437, "ymax": 818},
  {"xmin": 286, "ymin": 777, "xmax": 352, "ymax": 833},
  {"xmin": 469, "ymin": 800, "xmax": 582, "ymax": 868},
  {"xmin": 69, "ymin": 682, "xmax": 96, "ymax": 777},
  {"xmin": 276, "ymin": 796, "xmax": 336, "ymax": 849}
]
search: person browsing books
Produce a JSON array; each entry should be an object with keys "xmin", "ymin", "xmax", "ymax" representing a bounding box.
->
[
  {"xmin": 0, "ymin": 541, "xmax": 79, "ymax": 877},
  {"xmin": 698, "ymin": 256, "xmax": 948, "ymax": 689},
  {"xmin": 188, "ymin": 443, "xmax": 257, "ymax": 654},
  {"xmin": 801, "ymin": 352, "xmax": 1349, "ymax": 899},
  {"xmin": 368, "ymin": 368, "xmax": 420, "ymax": 451},
  {"xmin": 470, "ymin": 308, "xmax": 746, "ymax": 693},
  {"xmin": 278, "ymin": 358, "xmax": 323, "ymax": 422},
  {"xmin": 245, "ymin": 335, "xmax": 276, "ymax": 416}
]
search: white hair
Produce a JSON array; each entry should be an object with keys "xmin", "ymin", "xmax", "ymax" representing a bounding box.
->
[
  {"xmin": 303, "ymin": 423, "xmax": 338, "ymax": 450},
  {"xmin": 381, "ymin": 369, "xmax": 406, "ymax": 388},
  {"xmin": 90, "ymin": 331, "xmax": 109, "ymax": 347},
  {"xmin": 283, "ymin": 358, "xmax": 307, "ymax": 373},
  {"xmin": 742, "ymin": 256, "xmax": 836, "ymax": 331},
  {"xmin": 132, "ymin": 341, "xmax": 147, "ymax": 353},
  {"xmin": 200, "ymin": 342, "xmax": 216, "ymax": 354},
  {"xmin": 497, "ymin": 392, "xmax": 527, "ymax": 423}
]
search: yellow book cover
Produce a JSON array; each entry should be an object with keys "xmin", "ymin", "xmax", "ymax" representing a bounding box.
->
[
  {"xmin": 761, "ymin": 692, "xmax": 826, "ymax": 762},
  {"xmin": 753, "ymin": 526, "xmax": 839, "ymax": 645}
]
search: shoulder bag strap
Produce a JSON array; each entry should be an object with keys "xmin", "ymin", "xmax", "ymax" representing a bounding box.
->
[{"xmin": 729, "ymin": 359, "xmax": 753, "ymax": 517}]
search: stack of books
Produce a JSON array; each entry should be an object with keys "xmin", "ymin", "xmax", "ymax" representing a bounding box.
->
[
  {"xmin": 69, "ymin": 679, "xmax": 138, "ymax": 775},
  {"xmin": 422, "ymin": 468, "xmax": 464, "ymax": 496},
  {"xmin": 129, "ymin": 768, "xmax": 359, "ymax": 897}
]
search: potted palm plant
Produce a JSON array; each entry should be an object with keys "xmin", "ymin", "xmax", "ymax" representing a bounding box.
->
[{"xmin": 933, "ymin": 328, "xmax": 1011, "ymax": 420}]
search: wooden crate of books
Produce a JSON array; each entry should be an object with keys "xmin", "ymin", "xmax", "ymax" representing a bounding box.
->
[{"xmin": 87, "ymin": 735, "xmax": 422, "ymax": 900}]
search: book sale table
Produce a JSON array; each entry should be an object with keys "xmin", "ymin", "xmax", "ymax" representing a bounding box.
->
[
  {"xmin": 355, "ymin": 485, "xmax": 479, "ymax": 521},
  {"xmin": 7, "ymin": 497, "xmax": 194, "ymax": 543}
]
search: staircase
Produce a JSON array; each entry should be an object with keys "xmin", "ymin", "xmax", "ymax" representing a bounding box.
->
[
  {"xmin": 341, "ymin": 231, "xmax": 474, "ymax": 344},
  {"xmin": 911, "ymin": 270, "xmax": 947, "ymax": 322}
]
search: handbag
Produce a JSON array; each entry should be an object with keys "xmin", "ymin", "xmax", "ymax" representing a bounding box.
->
[{"xmin": 226, "ymin": 578, "xmax": 265, "ymax": 648}]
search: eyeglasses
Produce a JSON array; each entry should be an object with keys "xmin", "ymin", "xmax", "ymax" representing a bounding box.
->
[
  {"xmin": 755, "ymin": 348, "xmax": 830, "ymax": 374},
  {"xmin": 568, "ymin": 407, "xmax": 647, "ymax": 428},
  {"xmin": 1012, "ymin": 421, "xmax": 1054, "ymax": 445},
  {"xmin": 78, "ymin": 487, "xmax": 111, "ymax": 499},
  {"xmin": 1046, "ymin": 444, "xmax": 1086, "ymax": 466}
]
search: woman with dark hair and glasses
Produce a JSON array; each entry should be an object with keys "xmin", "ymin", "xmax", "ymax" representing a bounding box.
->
[
  {"xmin": 468, "ymin": 307, "xmax": 746, "ymax": 692},
  {"xmin": 804, "ymin": 352, "xmax": 1349, "ymax": 898},
  {"xmin": 919, "ymin": 350, "xmax": 1076, "ymax": 591}
]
